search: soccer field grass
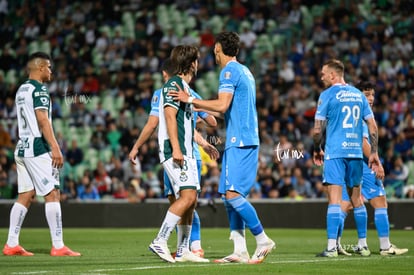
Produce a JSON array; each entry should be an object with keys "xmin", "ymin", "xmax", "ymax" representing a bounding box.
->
[{"xmin": 0, "ymin": 228, "xmax": 413, "ymax": 274}]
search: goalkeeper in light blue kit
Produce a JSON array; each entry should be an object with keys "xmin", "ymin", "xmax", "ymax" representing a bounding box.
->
[
  {"xmin": 312, "ymin": 59, "xmax": 384, "ymax": 257},
  {"xmin": 170, "ymin": 31, "xmax": 275, "ymax": 264},
  {"xmin": 336, "ymin": 81, "xmax": 408, "ymax": 256}
]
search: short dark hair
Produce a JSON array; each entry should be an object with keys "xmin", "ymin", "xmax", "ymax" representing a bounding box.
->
[
  {"xmin": 356, "ymin": 81, "xmax": 376, "ymax": 91},
  {"xmin": 28, "ymin": 52, "xmax": 51, "ymax": 62},
  {"xmin": 215, "ymin": 31, "xmax": 240, "ymax": 57},
  {"xmin": 160, "ymin": 58, "xmax": 176, "ymax": 76}
]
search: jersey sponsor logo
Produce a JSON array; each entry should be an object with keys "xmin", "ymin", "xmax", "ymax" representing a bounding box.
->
[
  {"xmin": 335, "ymin": 90, "xmax": 363, "ymax": 102},
  {"xmin": 18, "ymin": 86, "xmax": 30, "ymax": 92},
  {"xmin": 342, "ymin": 141, "xmax": 361, "ymax": 147},
  {"xmin": 16, "ymin": 96, "xmax": 25, "ymax": 104},
  {"xmin": 346, "ymin": 133, "xmax": 358, "ymax": 138}
]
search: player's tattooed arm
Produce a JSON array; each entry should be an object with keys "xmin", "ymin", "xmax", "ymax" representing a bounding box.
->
[{"xmin": 313, "ymin": 119, "xmax": 326, "ymax": 152}]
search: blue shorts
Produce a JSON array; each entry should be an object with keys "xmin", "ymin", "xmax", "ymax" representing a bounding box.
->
[
  {"xmin": 164, "ymin": 159, "xmax": 202, "ymax": 197},
  {"xmin": 342, "ymin": 170, "xmax": 386, "ymax": 201},
  {"xmin": 219, "ymin": 146, "xmax": 259, "ymax": 197},
  {"xmin": 323, "ymin": 158, "xmax": 363, "ymax": 188}
]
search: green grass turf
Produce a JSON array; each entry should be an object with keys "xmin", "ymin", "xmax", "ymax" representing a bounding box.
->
[{"xmin": 0, "ymin": 228, "xmax": 413, "ymax": 274}]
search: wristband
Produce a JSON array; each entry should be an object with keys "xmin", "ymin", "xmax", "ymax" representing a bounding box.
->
[{"xmin": 188, "ymin": 96, "xmax": 195, "ymax": 104}]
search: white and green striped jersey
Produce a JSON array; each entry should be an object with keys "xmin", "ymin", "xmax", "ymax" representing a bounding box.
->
[
  {"xmin": 14, "ymin": 79, "xmax": 52, "ymax": 157},
  {"xmin": 158, "ymin": 75, "xmax": 194, "ymax": 163}
]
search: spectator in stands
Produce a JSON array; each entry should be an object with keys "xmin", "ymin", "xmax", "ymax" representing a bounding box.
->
[
  {"xmin": 66, "ymin": 140, "xmax": 84, "ymax": 168},
  {"xmin": 0, "ymin": 123, "xmax": 13, "ymax": 150},
  {"xmin": 77, "ymin": 175, "xmax": 100, "ymax": 201}
]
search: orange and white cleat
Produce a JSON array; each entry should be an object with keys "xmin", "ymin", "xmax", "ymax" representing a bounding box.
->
[
  {"xmin": 50, "ymin": 246, "xmax": 81, "ymax": 256},
  {"xmin": 191, "ymin": 249, "xmax": 205, "ymax": 258},
  {"xmin": 3, "ymin": 244, "xmax": 34, "ymax": 256}
]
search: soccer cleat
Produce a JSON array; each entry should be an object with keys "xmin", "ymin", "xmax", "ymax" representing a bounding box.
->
[
  {"xmin": 316, "ymin": 248, "xmax": 338, "ymax": 257},
  {"xmin": 214, "ymin": 251, "xmax": 250, "ymax": 263},
  {"xmin": 380, "ymin": 244, "xmax": 408, "ymax": 256},
  {"xmin": 337, "ymin": 244, "xmax": 352, "ymax": 256},
  {"xmin": 250, "ymin": 238, "xmax": 276, "ymax": 263},
  {"xmin": 175, "ymin": 251, "xmax": 209, "ymax": 262},
  {"xmin": 3, "ymin": 244, "xmax": 34, "ymax": 256},
  {"xmin": 172, "ymin": 249, "xmax": 204, "ymax": 258},
  {"xmin": 50, "ymin": 246, "xmax": 81, "ymax": 256},
  {"xmin": 355, "ymin": 246, "xmax": 371, "ymax": 257},
  {"xmin": 192, "ymin": 249, "xmax": 205, "ymax": 258},
  {"xmin": 149, "ymin": 240, "xmax": 175, "ymax": 263}
]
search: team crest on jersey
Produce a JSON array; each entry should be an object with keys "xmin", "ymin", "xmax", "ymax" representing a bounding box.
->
[
  {"xmin": 224, "ymin": 71, "xmax": 231, "ymax": 79},
  {"xmin": 179, "ymin": 171, "xmax": 188, "ymax": 182}
]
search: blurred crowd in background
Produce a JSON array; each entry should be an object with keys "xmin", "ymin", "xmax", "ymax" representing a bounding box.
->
[{"xmin": 1, "ymin": 0, "xmax": 414, "ymax": 202}]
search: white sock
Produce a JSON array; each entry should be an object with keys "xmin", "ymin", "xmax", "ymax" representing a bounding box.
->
[
  {"xmin": 255, "ymin": 231, "xmax": 269, "ymax": 246},
  {"xmin": 328, "ymin": 239, "xmax": 337, "ymax": 251},
  {"xmin": 156, "ymin": 211, "xmax": 181, "ymax": 243},
  {"xmin": 45, "ymin": 202, "xmax": 64, "ymax": 249},
  {"xmin": 176, "ymin": 224, "xmax": 191, "ymax": 256},
  {"xmin": 191, "ymin": 240, "xmax": 202, "ymax": 251},
  {"xmin": 7, "ymin": 202, "xmax": 28, "ymax": 247},
  {"xmin": 230, "ymin": 230, "xmax": 248, "ymax": 254},
  {"xmin": 358, "ymin": 238, "xmax": 368, "ymax": 248},
  {"xmin": 379, "ymin": 237, "xmax": 391, "ymax": 250}
]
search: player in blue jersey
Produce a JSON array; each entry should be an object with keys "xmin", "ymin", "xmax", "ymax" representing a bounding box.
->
[
  {"xmin": 128, "ymin": 58, "xmax": 218, "ymax": 262},
  {"xmin": 336, "ymin": 81, "xmax": 408, "ymax": 256},
  {"xmin": 313, "ymin": 59, "xmax": 384, "ymax": 257},
  {"xmin": 170, "ymin": 31, "xmax": 275, "ymax": 264}
]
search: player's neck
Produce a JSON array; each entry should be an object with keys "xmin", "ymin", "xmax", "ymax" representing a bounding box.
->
[
  {"xmin": 221, "ymin": 56, "xmax": 237, "ymax": 68},
  {"xmin": 28, "ymin": 74, "xmax": 44, "ymax": 84},
  {"xmin": 177, "ymin": 74, "xmax": 192, "ymax": 87}
]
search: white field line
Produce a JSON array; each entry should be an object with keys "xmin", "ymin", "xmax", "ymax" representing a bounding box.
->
[{"xmin": 10, "ymin": 256, "xmax": 411, "ymax": 275}]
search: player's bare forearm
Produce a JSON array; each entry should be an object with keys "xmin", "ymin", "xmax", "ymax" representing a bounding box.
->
[
  {"xmin": 169, "ymin": 85, "xmax": 232, "ymax": 114},
  {"xmin": 367, "ymin": 118, "xmax": 379, "ymax": 154},
  {"xmin": 313, "ymin": 119, "xmax": 326, "ymax": 152}
]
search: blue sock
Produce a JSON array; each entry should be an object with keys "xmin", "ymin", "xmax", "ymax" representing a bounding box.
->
[
  {"xmin": 353, "ymin": 205, "xmax": 368, "ymax": 239},
  {"xmin": 226, "ymin": 196, "xmax": 263, "ymax": 236},
  {"xmin": 222, "ymin": 197, "xmax": 244, "ymax": 231},
  {"xmin": 327, "ymin": 204, "xmax": 341, "ymax": 240},
  {"xmin": 374, "ymin": 208, "xmax": 389, "ymax": 238},
  {"xmin": 337, "ymin": 210, "xmax": 347, "ymax": 239},
  {"xmin": 190, "ymin": 210, "xmax": 201, "ymax": 244}
]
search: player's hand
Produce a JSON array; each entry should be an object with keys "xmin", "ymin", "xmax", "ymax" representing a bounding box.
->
[
  {"xmin": 313, "ymin": 150, "xmax": 324, "ymax": 166},
  {"xmin": 203, "ymin": 143, "xmax": 220, "ymax": 160},
  {"xmin": 369, "ymin": 153, "xmax": 385, "ymax": 180},
  {"xmin": 51, "ymin": 146, "xmax": 64, "ymax": 169},
  {"xmin": 128, "ymin": 148, "xmax": 138, "ymax": 165},
  {"xmin": 172, "ymin": 150, "xmax": 184, "ymax": 168},
  {"xmin": 169, "ymin": 83, "xmax": 189, "ymax": 103}
]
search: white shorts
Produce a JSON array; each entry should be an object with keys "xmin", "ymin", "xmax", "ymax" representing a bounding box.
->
[
  {"xmin": 15, "ymin": 153, "xmax": 60, "ymax": 196},
  {"xmin": 163, "ymin": 156, "xmax": 200, "ymax": 199}
]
